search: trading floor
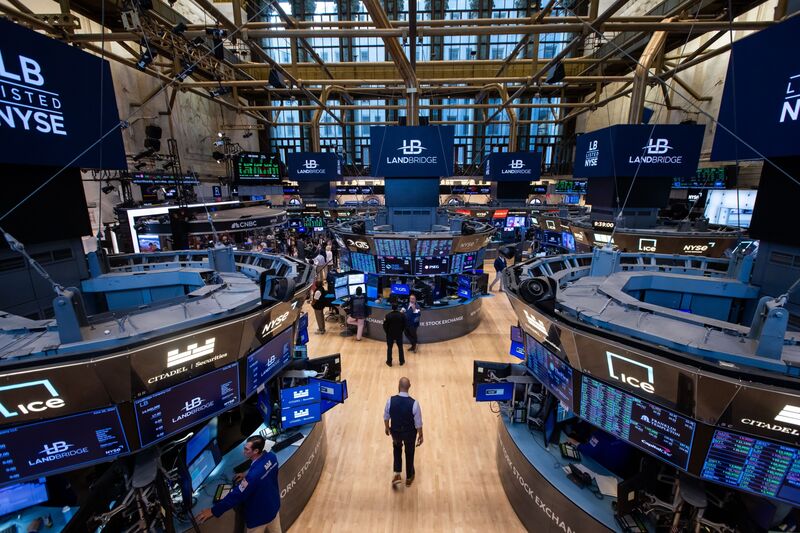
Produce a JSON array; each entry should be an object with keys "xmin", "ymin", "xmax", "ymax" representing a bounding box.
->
[{"xmin": 293, "ymin": 271, "xmax": 524, "ymax": 532}]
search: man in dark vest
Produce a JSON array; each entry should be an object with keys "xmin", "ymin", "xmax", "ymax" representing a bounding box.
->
[{"xmin": 383, "ymin": 377, "xmax": 423, "ymax": 487}]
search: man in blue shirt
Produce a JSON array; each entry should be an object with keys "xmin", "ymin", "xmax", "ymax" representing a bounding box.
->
[
  {"xmin": 383, "ymin": 377, "xmax": 423, "ymax": 487},
  {"xmin": 196, "ymin": 435, "xmax": 282, "ymax": 533},
  {"xmin": 402, "ymin": 294, "xmax": 422, "ymax": 352}
]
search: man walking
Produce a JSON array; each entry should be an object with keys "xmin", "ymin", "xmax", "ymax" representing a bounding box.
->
[
  {"xmin": 489, "ymin": 253, "xmax": 507, "ymax": 292},
  {"xmin": 383, "ymin": 377, "xmax": 423, "ymax": 487},
  {"xmin": 403, "ymin": 294, "xmax": 421, "ymax": 352},
  {"xmin": 383, "ymin": 301, "xmax": 406, "ymax": 366}
]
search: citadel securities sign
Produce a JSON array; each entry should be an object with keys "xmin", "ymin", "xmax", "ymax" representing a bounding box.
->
[
  {"xmin": 369, "ymin": 126, "xmax": 455, "ymax": 177},
  {"xmin": 286, "ymin": 152, "xmax": 342, "ymax": 181},
  {"xmin": 711, "ymin": 15, "xmax": 800, "ymax": 160},
  {"xmin": 0, "ymin": 19, "xmax": 125, "ymax": 168},
  {"xmin": 574, "ymin": 124, "xmax": 704, "ymax": 178},
  {"xmin": 483, "ymin": 151, "xmax": 542, "ymax": 181}
]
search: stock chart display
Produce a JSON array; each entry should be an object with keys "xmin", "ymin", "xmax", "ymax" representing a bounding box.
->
[
  {"xmin": 579, "ymin": 375, "xmax": 696, "ymax": 470},
  {"xmin": 375, "ymin": 238, "xmax": 412, "ymax": 257},
  {"xmin": 349, "ymin": 252, "xmax": 377, "ymax": 273},
  {"xmin": 416, "ymin": 239, "xmax": 452, "ymax": 257},
  {"xmin": 235, "ymin": 153, "xmax": 282, "ymax": 183},
  {"xmin": 525, "ymin": 334, "xmax": 574, "ymax": 410}
]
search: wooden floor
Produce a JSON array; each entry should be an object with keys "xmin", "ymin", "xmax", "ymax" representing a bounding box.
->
[{"xmin": 290, "ymin": 275, "xmax": 525, "ymax": 533}]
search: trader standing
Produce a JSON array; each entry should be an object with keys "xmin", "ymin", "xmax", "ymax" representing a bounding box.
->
[
  {"xmin": 345, "ymin": 286, "xmax": 368, "ymax": 340},
  {"xmin": 196, "ymin": 435, "xmax": 282, "ymax": 533},
  {"xmin": 383, "ymin": 377, "xmax": 423, "ymax": 487},
  {"xmin": 489, "ymin": 253, "xmax": 507, "ymax": 292},
  {"xmin": 403, "ymin": 294, "xmax": 422, "ymax": 353},
  {"xmin": 383, "ymin": 301, "xmax": 406, "ymax": 366}
]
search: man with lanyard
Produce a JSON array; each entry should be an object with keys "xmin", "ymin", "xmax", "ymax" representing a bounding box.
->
[
  {"xmin": 403, "ymin": 293, "xmax": 421, "ymax": 353},
  {"xmin": 196, "ymin": 435, "xmax": 282, "ymax": 533}
]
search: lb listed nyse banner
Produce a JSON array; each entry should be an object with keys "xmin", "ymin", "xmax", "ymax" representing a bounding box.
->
[{"xmin": 0, "ymin": 19, "xmax": 125, "ymax": 169}]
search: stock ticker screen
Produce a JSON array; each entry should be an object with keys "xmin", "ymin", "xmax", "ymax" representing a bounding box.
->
[
  {"xmin": 414, "ymin": 256, "xmax": 450, "ymax": 275},
  {"xmin": 377, "ymin": 256, "xmax": 413, "ymax": 275},
  {"xmin": 234, "ymin": 153, "xmax": 282, "ymax": 183},
  {"xmin": 579, "ymin": 375, "xmax": 696, "ymax": 470},
  {"xmin": 701, "ymin": 429, "xmax": 800, "ymax": 505},
  {"xmin": 0, "ymin": 407, "xmax": 129, "ymax": 484},
  {"xmin": 134, "ymin": 363, "xmax": 239, "ymax": 447},
  {"xmin": 450, "ymin": 252, "xmax": 480, "ymax": 273},
  {"xmin": 375, "ymin": 238, "xmax": 412, "ymax": 257},
  {"xmin": 416, "ymin": 239, "xmax": 452, "ymax": 257},
  {"xmin": 525, "ymin": 334, "xmax": 574, "ymax": 411},
  {"xmin": 349, "ymin": 252, "xmax": 377, "ymax": 273},
  {"xmin": 246, "ymin": 326, "xmax": 293, "ymax": 397}
]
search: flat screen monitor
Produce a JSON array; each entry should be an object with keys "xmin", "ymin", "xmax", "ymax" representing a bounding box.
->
[
  {"xmin": 320, "ymin": 399, "xmax": 338, "ymax": 415},
  {"xmin": 414, "ymin": 256, "xmax": 450, "ymax": 276},
  {"xmin": 245, "ymin": 325, "xmax": 294, "ymax": 397},
  {"xmin": 472, "ymin": 360, "xmax": 512, "ymax": 387},
  {"xmin": 134, "ymin": 363, "xmax": 239, "ymax": 448},
  {"xmin": 506, "ymin": 216, "xmax": 526, "ymax": 228},
  {"xmin": 391, "ymin": 283, "xmax": 411, "ymax": 296},
  {"xmin": 375, "ymin": 238, "xmax": 412, "ymax": 257},
  {"xmin": 476, "ymin": 382, "xmax": 514, "ymax": 402},
  {"xmin": 703, "ymin": 189, "xmax": 757, "ymax": 228},
  {"xmin": 280, "ymin": 382, "xmax": 322, "ymax": 409},
  {"xmin": 0, "ymin": 479, "xmax": 48, "ymax": 516},
  {"xmin": 186, "ymin": 418, "xmax": 218, "ymax": 464},
  {"xmin": 281, "ymin": 402, "xmax": 322, "ymax": 429},
  {"xmin": 188, "ymin": 448, "xmax": 218, "ymax": 491},
  {"xmin": 310, "ymin": 379, "xmax": 348, "ymax": 404},
  {"xmin": 304, "ymin": 354, "xmax": 342, "ymax": 382},
  {"xmin": 348, "ymin": 284, "xmax": 365, "ymax": 296},
  {"xmin": 366, "ymin": 273, "xmax": 379, "ymax": 299},
  {"xmin": 378, "ymin": 256, "xmax": 412, "ymax": 275},
  {"xmin": 348, "ymin": 273, "xmax": 365, "ymax": 285},
  {"xmin": 562, "ymin": 231, "xmax": 576, "ymax": 252},
  {"xmin": 349, "ymin": 252, "xmax": 376, "ymax": 274},
  {"xmin": 525, "ymin": 334, "xmax": 573, "ymax": 410},
  {"xmin": 334, "ymin": 276, "xmax": 348, "ymax": 288},
  {"xmin": 416, "ymin": 239, "xmax": 452, "ymax": 257},
  {"xmin": 0, "ymin": 407, "xmax": 129, "ymax": 484},
  {"xmin": 579, "ymin": 375, "xmax": 696, "ymax": 471},
  {"xmin": 511, "ymin": 326, "xmax": 523, "ymax": 344},
  {"xmin": 234, "ymin": 152, "xmax": 282, "ymax": 183},
  {"xmin": 451, "ymin": 252, "xmax": 479, "ymax": 274},
  {"xmin": 334, "ymin": 286, "xmax": 349, "ymax": 299},
  {"xmin": 457, "ymin": 285, "xmax": 472, "ymax": 299},
  {"xmin": 138, "ymin": 234, "xmax": 162, "ymax": 253}
]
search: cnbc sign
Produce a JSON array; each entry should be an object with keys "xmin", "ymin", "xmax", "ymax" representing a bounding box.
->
[
  {"xmin": 483, "ymin": 152, "xmax": 542, "ymax": 182},
  {"xmin": 286, "ymin": 152, "xmax": 342, "ymax": 181},
  {"xmin": 369, "ymin": 126, "xmax": 455, "ymax": 177}
]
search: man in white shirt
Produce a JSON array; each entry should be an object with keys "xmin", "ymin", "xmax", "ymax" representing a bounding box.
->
[{"xmin": 383, "ymin": 377, "xmax": 423, "ymax": 487}]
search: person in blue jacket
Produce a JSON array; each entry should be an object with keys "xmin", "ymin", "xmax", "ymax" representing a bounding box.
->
[
  {"xmin": 489, "ymin": 254, "xmax": 507, "ymax": 292},
  {"xmin": 403, "ymin": 293, "xmax": 422, "ymax": 352},
  {"xmin": 196, "ymin": 435, "xmax": 282, "ymax": 533}
]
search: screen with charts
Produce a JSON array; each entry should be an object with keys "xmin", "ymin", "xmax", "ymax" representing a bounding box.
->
[
  {"xmin": 234, "ymin": 152, "xmax": 282, "ymax": 183},
  {"xmin": 378, "ymin": 256, "xmax": 413, "ymax": 275},
  {"xmin": 416, "ymin": 239, "xmax": 452, "ymax": 257},
  {"xmin": 451, "ymin": 252, "xmax": 479, "ymax": 273},
  {"xmin": 0, "ymin": 407, "xmax": 129, "ymax": 484},
  {"xmin": 506, "ymin": 216, "xmax": 527, "ymax": 228},
  {"xmin": 700, "ymin": 429, "xmax": 800, "ymax": 506},
  {"xmin": 134, "ymin": 363, "xmax": 239, "ymax": 447},
  {"xmin": 375, "ymin": 238, "xmax": 412, "ymax": 257},
  {"xmin": 349, "ymin": 252, "xmax": 377, "ymax": 273},
  {"xmin": 525, "ymin": 334, "xmax": 574, "ymax": 410},
  {"xmin": 0, "ymin": 478, "xmax": 48, "ymax": 516},
  {"xmin": 579, "ymin": 375, "xmax": 696, "ymax": 470},
  {"xmin": 245, "ymin": 325, "xmax": 293, "ymax": 396},
  {"xmin": 414, "ymin": 256, "xmax": 450, "ymax": 275}
]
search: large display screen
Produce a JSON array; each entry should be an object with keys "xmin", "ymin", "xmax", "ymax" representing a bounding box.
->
[
  {"xmin": 350, "ymin": 252, "xmax": 377, "ymax": 274},
  {"xmin": 281, "ymin": 402, "xmax": 322, "ymax": 429},
  {"xmin": 700, "ymin": 429, "xmax": 800, "ymax": 506},
  {"xmin": 451, "ymin": 252, "xmax": 479, "ymax": 273},
  {"xmin": 134, "ymin": 363, "xmax": 239, "ymax": 448},
  {"xmin": 234, "ymin": 153, "xmax": 282, "ymax": 183},
  {"xmin": 188, "ymin": 448, "xmax": 217, "ymax": 491},
  {"xmin": 525, "ymin": 334, "xmax": 574, "ymax": 410},
  {"xmin": 672, "ymin": 167, "xmax": 729, "ymax": 189},
  {"xmin": 579, "ymin": 375, "xmax": 696, "ymax": 470},
  {"xmin": 280, "ymin": 382, "xmax": 321, "ymax": 409},
  {"xmin": 0, "ymin": 478, "xmax": 48, "ymax": 515},
  {"xmin": 414, "ymin": 256, "xmax": 450, "ymax": 276},
  {"xmin": 0, "ymin": 407, "xmax": 129, "ymax": 484},
  {"xmin": 554, "ymin": 180, "xmax": 587, "ymax": 194},
  {"xmin": 416, "ymin": 239, "xmax": 452, "ymax": 257},
  {"xmin": 375, "ymin": 238, "xmax": 412, "ymax": 257},
  {"xmin": 245, "ymin": 326, "xmax": 293, "ymax": 397},
  {"xmin": 378, "ymin": 256, "xmax": 413, "ymax": 275},
  {"xmin": 186, "ymin": 418, "xmax": 218, "ymax": 464}
]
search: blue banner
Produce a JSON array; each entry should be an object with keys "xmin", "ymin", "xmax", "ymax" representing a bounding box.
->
[
  {"xmin": 0, "ymin": 19, "xmax": 125, "ymax": 168},
  {"xmin": 483, "ymin": 152, "xmax": 542, "ymax": 181},
  {"xmin": 574, "ymin": 124, "xmax": 704, "ymax": 178},
  {"xmin": 711, "ymin": 16, "xmax": 800, "ymax": 160},
  {"xmin": 286, "ymin": 152, "xmax": 342, "ymax": 181},
  {"xmin": 370, "ymin": 126, "xmax": 455, "ymax": 177}
]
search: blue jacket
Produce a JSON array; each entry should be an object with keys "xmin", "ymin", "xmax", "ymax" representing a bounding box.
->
[
  {"xmin": 404, "ymin": 304, "xmax": 421, "ymax": 328},
  {"xmin": 212, "ymin": 452, "xmax": 281, "ymax": 528},
  {"xmin": 494, "ymin": 256, "xmax": 507, "ymax": 272}
]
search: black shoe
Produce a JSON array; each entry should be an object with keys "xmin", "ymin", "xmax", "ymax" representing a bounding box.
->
[
  {"xmin": 386, "ymin": 360, "xmax": 392, "ymax": 367},
  {"xmin": 410, "ymin": 346, "xmax": 416, "ymax": 352},
  {"xmin": 399, "ymin": 360, "xmax": 405, "ymax": 366}
]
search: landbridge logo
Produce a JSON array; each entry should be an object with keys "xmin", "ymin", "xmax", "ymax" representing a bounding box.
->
[
  {"xmin": 183, "ymin": 397, "xmax": 204, "ymax": 412},
  {"xmin": 298, "ymin": 158, "xmax": 326, "ymax": 174},
  {"xmin": 502, "ymin": 159, "xmax": 532, "ymax": 175},
  {"xmin": 0, "ymin": 52, "xmax": 67, "ymax": 136},
  {"xmin": 304, "ymin": 159, "xmax": 318, "ymax": 169},
  {"xmin": 0, "ymin": 379, "xmax": 65, "ymax": 418},
  {"xmin": 643, "ymin": 138, "xmax": 673, "ymax": 155},
  {"xmin": 29, "ymin": 440, "xmax": 89, "ymax": 466},
  {"xmin": 387, "ymin": 138, "xmax": 437, "ymax": 165},
  {"xmin": 629, "ymin": 138, "xmax": 682, "ymax": 164},
  {"xmin": 398, "ymin": 139, "xmax": 426, "ymax": 155},
  {"xmin": 780, "ymin": 73, "xmax": 800, "ymax": 123}
]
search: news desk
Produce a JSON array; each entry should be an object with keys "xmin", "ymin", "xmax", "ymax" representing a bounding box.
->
[{"xmin": 185, "ymin": 420, "xmax": 326, "ymax": 532}]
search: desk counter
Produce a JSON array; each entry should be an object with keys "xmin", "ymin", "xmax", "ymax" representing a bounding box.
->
[{"xmin": 362, "ymin": 297, "xmax": 483, "ymax": 343}]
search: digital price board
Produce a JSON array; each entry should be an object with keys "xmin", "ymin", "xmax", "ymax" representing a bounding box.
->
[
  {"xmin": 700, "ymin": 429, "xmax": 800, "ymax": 506},
  {"xmin": 245, "ymin": 326, "xmax": 293, "ymax": 397},
  {"xmin": 235, "ymin": 152, "xmax": 282, "ymax": 183},
  {"xmin": 414, "ymin": 256, "xmax": 450, "ymax": 275},
  {"xmin": 579, "ymin": 375, "xmax": 696, "ymax": 470},
  {"xmin": 0, "ymin": 407, "xmax": 128, "ymax": 484},
  {"xmin": 451, "ymin": 252, "xmax": 479, "ymax": 273},
  {"xmin": 416, "ymin": 239, "xmax": 452, "ymax": 257},
  {"xmin": 134, "ymin": 363, "xmax": 239, "ymax": 447},
  {"xmin": 375, "ymin": 238, "xmax": 412, "ymax": 257},
  {"xmin": 525, "ymin": 334, "xmax": 574, "ymax": 411},
  {"xmin": 349, "ymin": 252, "xmax": 377, "ymax": 273},
  {"xmin": 672, "ymin": 167, "xmax": 729, "ymax": 189},
  {"xmin": 554, "ymin": 180, "xmax": 587, "ymax": 194},
  {"xmin": 377, "ymin": 256, "xmax": 412, "ymax": 275}
]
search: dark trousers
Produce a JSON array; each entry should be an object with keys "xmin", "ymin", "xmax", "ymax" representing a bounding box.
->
[
  {"xmin": 392, "ymin": 430, "xmax": 417, "ymax": 478},
  {"xmin": 386, "ymin": 335, "xmax": 404, "ymax": 364},
  {"xmin": 404, "ymin": 326, "xmax": 418, "ymax": 349}
]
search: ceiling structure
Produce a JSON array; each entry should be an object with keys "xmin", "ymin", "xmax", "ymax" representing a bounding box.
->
[{"xmin": 0, "ymin": 0, "xmax": 779, "ymax": 175}]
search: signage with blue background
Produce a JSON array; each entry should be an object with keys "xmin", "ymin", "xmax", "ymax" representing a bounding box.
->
[
  {"xmin": 281, "ymin": 402, "xmax": 321, "ymax": 429},
  {"xmin": 280, "ymin": 382, "xmax": 321, "ymax": 409},
  {"xmin": 574, "ymin": 124, "xmax": 704, "ymax": 178},
  {"xmin": 0, "ymin": 19, "xmax": 125, "ymax": 168},
  {"xmin": 370, "ymin": 126, "xmax": 455, "ymax": 177},
  {"xmin": 475, "ymin": 382, "xmax": 514, "ymax": 402},
  {"xmin": 711, "ymin": 16, "xmax": 800, "ymax": 160},
  {"xmin": 484, "ymin": 152, "xmax": 542, "ymax": 181},
  {"xmin": 286, "ymin": 152, "xmax": 342, "ymax": 181}
]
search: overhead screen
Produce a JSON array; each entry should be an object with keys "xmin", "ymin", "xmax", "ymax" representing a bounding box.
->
[
  {"xmin": 483, "ymin": 152, "xmax": 542, "ymax": 181},
  {"xmin": 286, "ymin": 152, "xmax": 342, "ymax": 181},
  {"xmin": 234, "ymin": 152, "xmax": 282, "ymax": 184},
  {"xmin": 369, "ymin": 126, "xmax": 455, "ymax": 177}
]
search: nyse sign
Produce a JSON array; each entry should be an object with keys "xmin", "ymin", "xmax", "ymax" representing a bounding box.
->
[{"xmin": 0, "ymin": 52, "xmax": 66, "ymax": 136}]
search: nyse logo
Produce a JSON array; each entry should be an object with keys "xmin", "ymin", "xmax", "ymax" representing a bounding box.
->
[
  {"xmin": 303, "ymin": 159, "xmax": 318, "ymax": 169},
  {"xmin": 0, "ymin": 379, "xmax": 65, "ymax": 418},
  {"xmin": 683, "ymin": 242, "xmax": 714, "ymax": 254},
  {"xmin": 346, "ymin": 238, "xmax": 369, "ymax": 250},
  {"xmin": 0, "ymin": 52, "xmax": 66, "ymax": 136},
  {"xmin": 780, "ymin": 73, "xmax": 800, "ymax": 123},
  {"xmin": 638, "ymin": 238, "xmax": 657, "ymax": 253},
  {"xmin": 585, "ymin": 139, "xmax": 599, "ymax": 167},
  {"xmin": 260, "ymin": 311, "xmax": 290, "ymax": 338},
  {"xmin": 643, "ymin": 138, "xmax": 673, "ymax": 155},
  {"xmin": 523, "ymin": 309, "xmax": 548, "ymax": 337},
  {"xmin": 183, "ymin": 397, "xmax": 204, "ymax": 412},
  {"xmin": 775, "ymin": 405, "xmax": 800, "ymax": 427},
  {"xmin": 606, "ymin": 351, "xmax": 655, "ymax": 394},
  {"xmin": 398, "ymin": 139, "xmax": 426, "ymax": 155},
  {"xmin": 167, "ymin": 338, "xmax": 216, "ymax": 368},
  {"xmin": 40, "ymin": 441, "xmax": 73, "ymax": 456},
  {"xmin": 510, "ymin": 160, "xmax": 525, "ymax": 169}
]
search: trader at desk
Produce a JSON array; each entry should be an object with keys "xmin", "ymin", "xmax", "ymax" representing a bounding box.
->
[{"xmin": 196, "ymin": 435, "xmax": 282, "ymax": 533}]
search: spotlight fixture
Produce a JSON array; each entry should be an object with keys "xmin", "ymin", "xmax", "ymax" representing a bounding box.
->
[
  {"xmin": 191, "ymin": 36, "xmax": 205, "ymax": 47},
  {"xmin": 101, "ymin": 185, "xmax": 116, "ymax": 195},
  {"xmin": 136, "ymin": 49, "xmax": 156, "ymax": 70},
  {"xmin": 132, "ymin": 148, "xmax": 156, "ymax": 161},
  {"xmin": 209, "ymin": 86, "xmax": 232, "ymax": 98},
  {"xmin": 213, "ymin": 139, "xmax": 225, "ymax": 147},
  {"xmin": 217, "ymin": 131, "xmax": 224, "ymax": 138},
  {"xmin": 205, "ymin": 28, "xmax": 228, "ymax": 39},
  {"xmin": 175, "ymin": 59, "xmax": 196, "ymax": 82},
  {"xmin": 172, "ymin": 22, "xmax": 187, "ymax": 35},
  {"xmin": 243, "ymin": 131, "xmax": 253, "ymax": 138}
]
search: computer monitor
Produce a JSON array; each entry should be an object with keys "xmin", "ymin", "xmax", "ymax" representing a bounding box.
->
[
  {"xmin": 348, "ymin": 273, "xmax": 365, "ymax": 285},
  {"xmin": 391, "ymin": 283, "xmax": 411, "ymax": 296},
  {"xmin": 0, "ymin": 478, "xmax": 48, "ymax": 516},
  {"xmin": 334, "ymin": 276, "xmax": 347, "ymax": 288},
  {"xmin": 188, "ymin": 448, "xmax": 218, "ymax": 491},
  {"xmin": 348, "ymin": 283, "xmax": 365, "ymax": 296},
  {"xmin": 475, "ymin": 382, "xmax": 514, "ymax": 402},
  {"xmin": 366, "ymin": 273, "xmax": 379, "ymax": 299},
  {"xmin": 334, "ymin": 286, "xmax": 348, "ymax": 299},
  {"xmin": 616, "ymin": 474, "xmax": 647, "ymax": 516},
  {"xmin": 186, "ymin": 418, "xmax": 218, "ymax": 464},
  {"xmin": 301, "ymin": 353, "xmax": 342, "ymax": 382},
  {"xmin": 311, "ymin": 378, "xmax": 348, "ymax": 403},
  {"xmin": 510, "ymin": 325, "xmax": 523, "ymax": 344},
  {"xmin": 472, "ymin": 360, "xmax": 512, "ymax": 392}
]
